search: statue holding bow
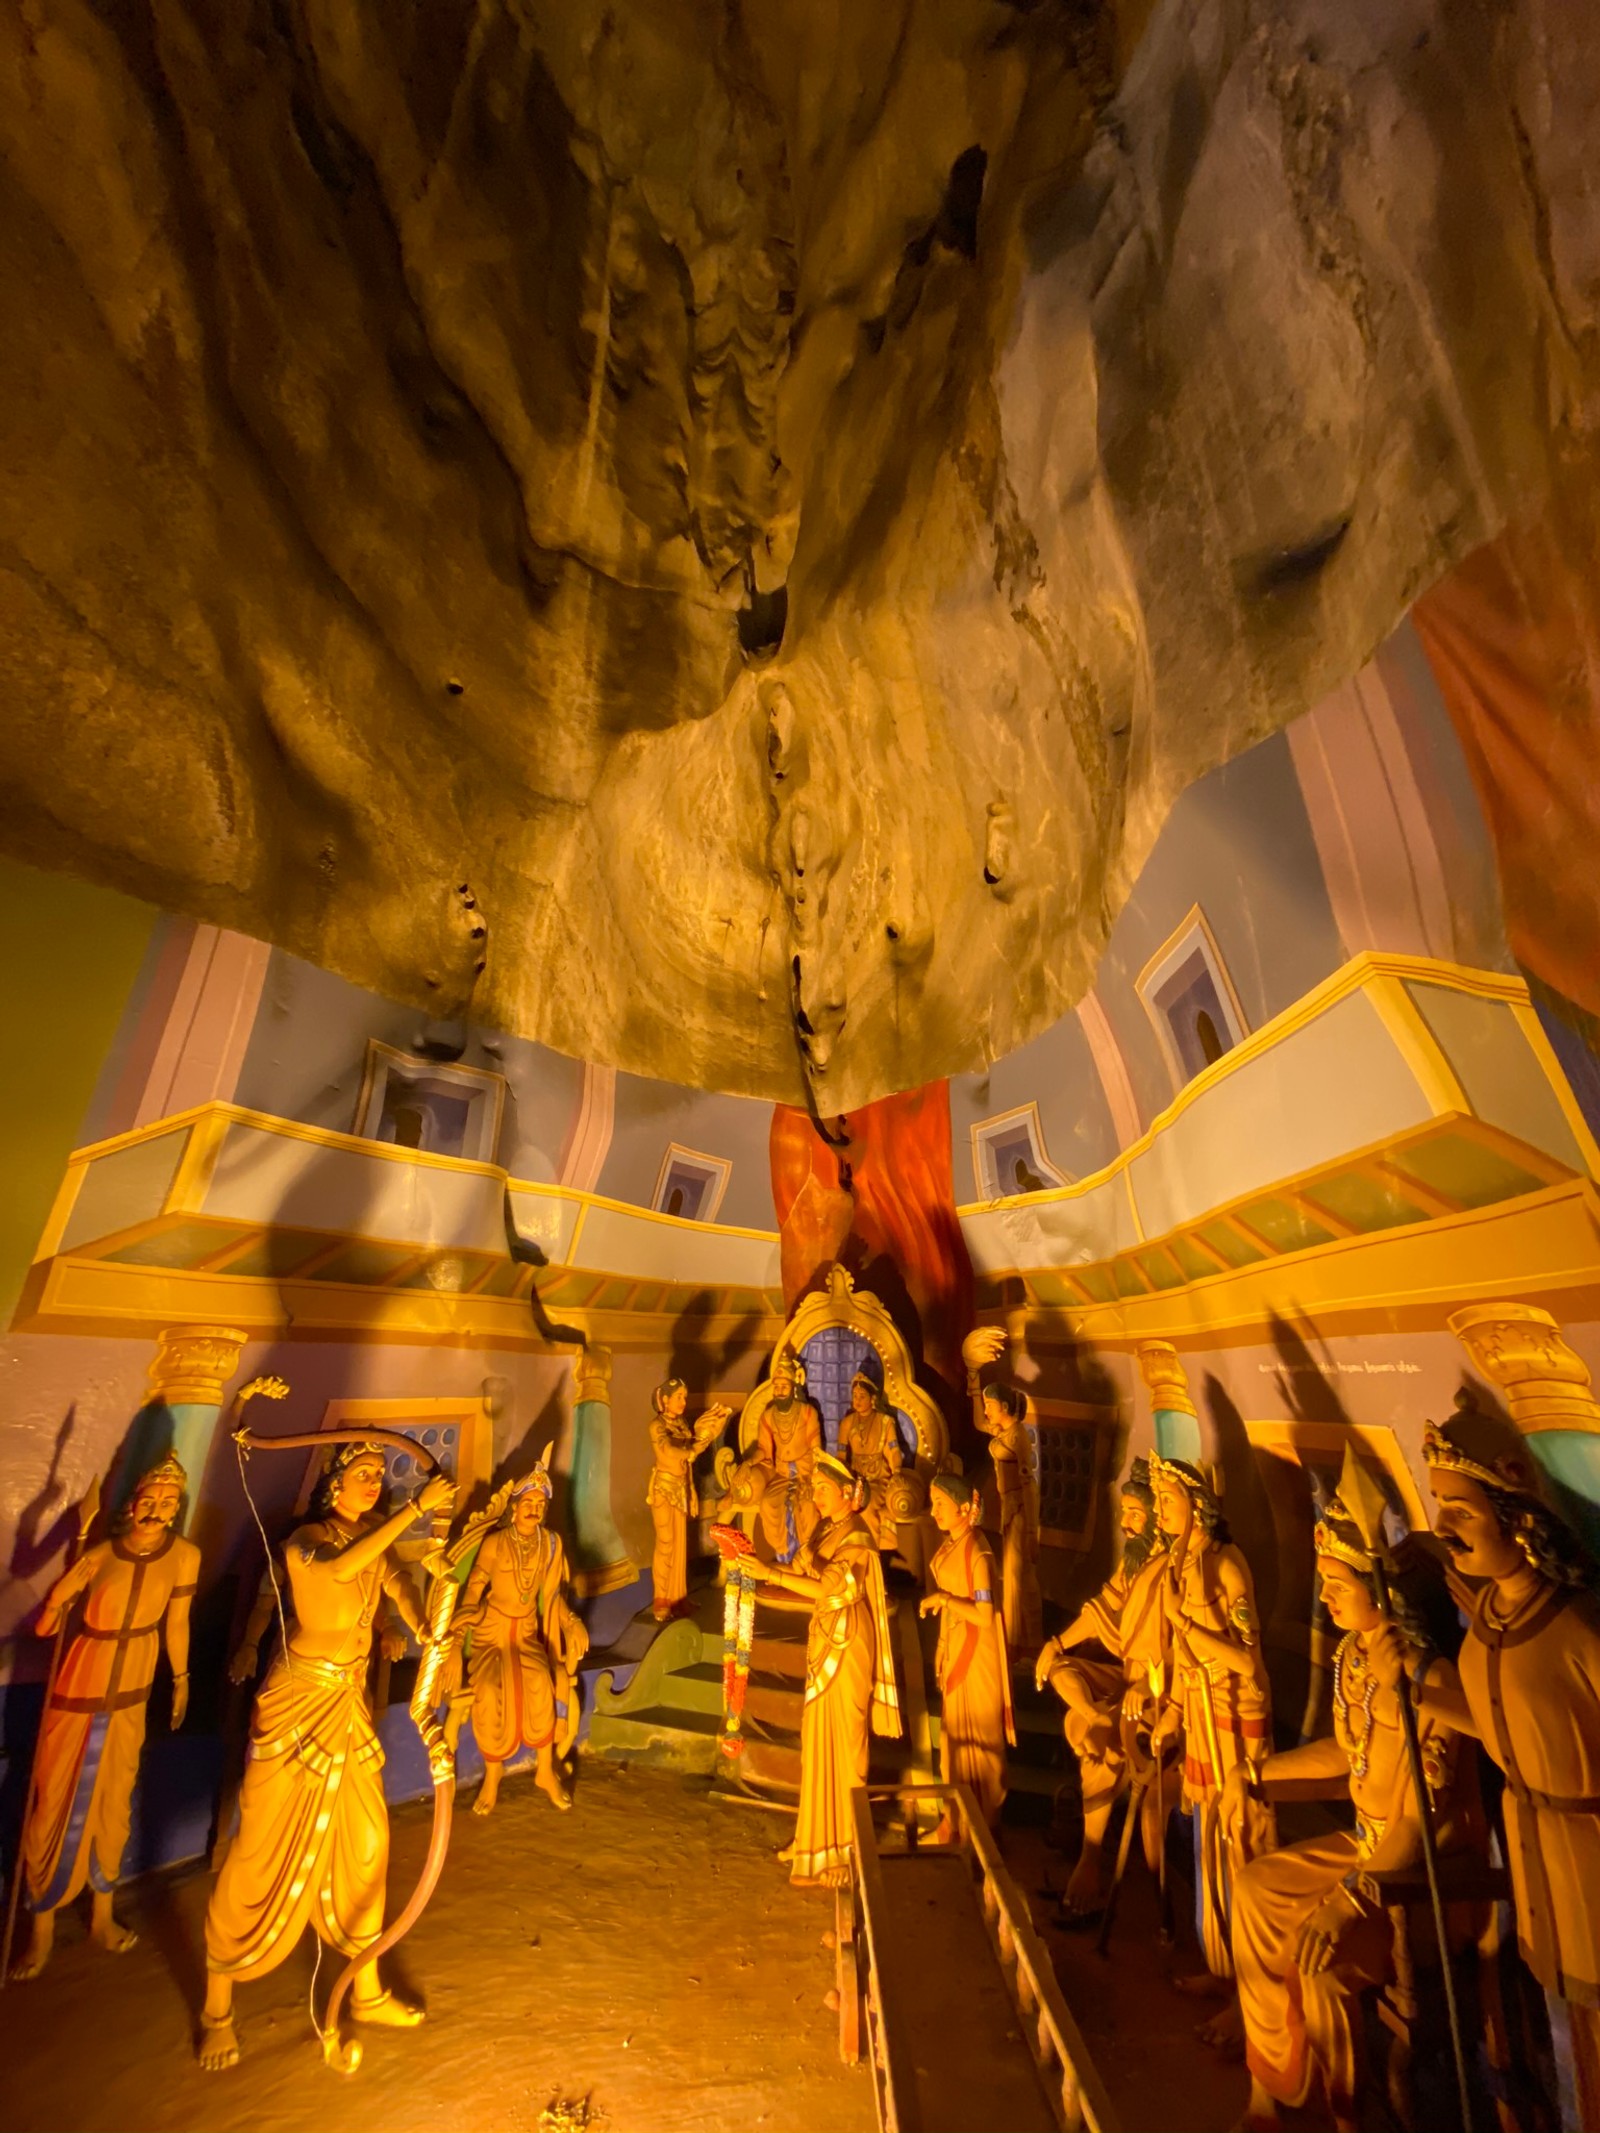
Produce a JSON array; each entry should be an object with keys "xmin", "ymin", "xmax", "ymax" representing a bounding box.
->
[{"xmin": 198, "ymin": 1386, "xmax": 467, "ymax": 2074}]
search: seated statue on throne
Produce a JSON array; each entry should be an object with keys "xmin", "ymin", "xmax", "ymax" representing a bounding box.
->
[
  {"xmin": 717, "ymin": 1265, "xmax": 947, "ymax": 1576},
  {"xmin": 838, "ymin": 1371, "xmax": 905, "ymax": 1551},
  {"xmin": 720, "ymin": 1350, "xmax": 824, "ymax": 1564}
]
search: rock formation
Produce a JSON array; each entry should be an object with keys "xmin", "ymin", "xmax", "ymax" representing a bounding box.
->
[{"xmin": 1, "ymin": 0, "xmax": 1595, "ymax": 1107}]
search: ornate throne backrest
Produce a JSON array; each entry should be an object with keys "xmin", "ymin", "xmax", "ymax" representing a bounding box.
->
[{"xmin": 737, "ymin": 1263, "xmax": 948, "ymax": 1476}]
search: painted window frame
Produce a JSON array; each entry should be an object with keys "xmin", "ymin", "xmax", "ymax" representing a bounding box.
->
[
  {"xmin": 970, "ymin": 1100, "xmax": 1068, "ymax": 1202},
  {"xmin": 651, "ymin": 1142, "xmax": 732, "ymax": 1224},
  {"xmin": 353, "ymin": 1040, "xmax": 506, "ymax": 1165},
  {"xmin": 1135, "ymin": 904, "xmax": 1250, "ymax": 1092}
]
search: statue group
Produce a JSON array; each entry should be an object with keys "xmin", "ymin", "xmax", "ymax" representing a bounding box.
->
[
  {"xmin": 1036, "ymin": 1401, "xmax": 1600, "ymax": 2132},
  {"xmin": 9, "ymin": 1328, "xmax": 1600, "ymax": 2133}
]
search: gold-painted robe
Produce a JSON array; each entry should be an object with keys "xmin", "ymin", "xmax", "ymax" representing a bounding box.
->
[
  {"xmin": 1045, "ymin": 1549, "xmax": 1169, "ymax": 1814},
  {"xmin": 1457, "ymin": 1581, "xmax": 1600, "ymax": 2007},
  {"xmin": 988, "ymin": 1419, "xmax": 1043, "ymax": 1654},
  {"xmin": 464, "ymin": 1526, "xmax": 579, "ymax": 1760},
  {"xmin": 23, "ymin": 1532, "xmax": 198, "ymax": 1912},
  {"xmin": 838, "ymin": 1409, "xmax": 903, "ymax": 1550},
  {"xmin": 205, "ymin": 1521, "xmax": 404, "ymax": 1981},
  {"xmin": 751, "ymin": 1401, "xmax": 823, "ymax": 1563},
  {"xmin": 647, "ymin": 1414, "xmax": 723, "ymax": 1613},
  {"xmin": 791, "ymin": 1515, "xmax": 902, "ymax": 1883},
  {"xmin": 931, "ymin": 1528, "xmax": 1013, "ymax": 1825},
  {"xmin": 1234, "ymin": 1635, "xmax": 1473, "ymax": 2114},
  {"xmin": 1165, "ymin": 1542, "xmax": 1271, "ymax": 1978}
]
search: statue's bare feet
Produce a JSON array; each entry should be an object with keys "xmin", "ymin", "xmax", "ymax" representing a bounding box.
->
[
  {"xmin": 197, "ymin": 2014, "xmax": 240, "ymax": 2071},
  {"xmin": 91, "ymin": 1915, "xmax": 139, "ymax": 1956},
  {"xmin": 473, "ymin": 1766, "xmax": 502, "ymax": 1817},
  {"xmin": 351, "ymin": 1991, "xmax": 425, "ymax": 2029},
  {"xmin": 819, "ymin": 1865, "xmax": 851, "ymax": 1889},
  {"xmin": 1172, "ymin": 1969, "xmax": 1231, "ymax": 2000},
  {"xmin": 1228, "ymin": 2077, "xmax": 1282, "ymax": 2131},
  {"xmin": 1196, "ymin": 1998, "xmax": 1244, "ymax": 2055},
  {"xmin": 536, "ymin": 1766, "xmax": 573, "ymax": 1812},
  {"xmin": 1057, "ymin": 1852, "xmax": 1107, "ymax": 1921},
  {"xmin": 776, "ymin": 1839, "xmax": 797, "ymax": 1864},
  {"xmin": 7, "ymin": 1918, "xmax": 53, "ymax": 1981}
]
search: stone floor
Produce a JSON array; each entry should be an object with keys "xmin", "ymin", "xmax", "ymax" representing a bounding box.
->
[
  {"xmin": 0, "ymin": 1760, "xmax": 873, "ymax": 2133},
  {"xmin": 0, "ymin": 1754, "xmax": 1266, "ymax": 2133}
]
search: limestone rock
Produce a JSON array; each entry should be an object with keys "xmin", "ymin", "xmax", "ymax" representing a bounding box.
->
[{"xmin": 0, "ymin": 0, "xmax": 1594, "ymax": 1107}]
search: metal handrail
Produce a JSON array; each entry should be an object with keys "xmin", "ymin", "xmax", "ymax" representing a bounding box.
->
[{"xmin": 850, "ymin": 1781, "xmax": 1120, "ymax": 2133}]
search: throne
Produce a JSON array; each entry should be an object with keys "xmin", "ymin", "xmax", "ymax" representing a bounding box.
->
[{"xmin": 716, "ymin": 1263, "xmax": 950, "ymax": 1570}]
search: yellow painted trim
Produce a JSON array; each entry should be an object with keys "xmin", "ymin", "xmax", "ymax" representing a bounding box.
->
[
  {"xmin": 164, "ymin": 1108, "xmax": 230, "ymax": 1215},
  {"xmin": 1362, "ymin": 974, "xmax": 1468, "ymax": 1117},
  {"xmin": 19, "ymin": 1253, "xmax": 785, "ymax": 1352},
  {"xmin": 1021, "ymin": 1179, "xmax": 1600, "ymax": 1350},
  {"xmin": 954, "ymin": 953, "xmax": 1539, "ymax": 1221},
  {"xmin": 1509, "ymin": 1000, "xmax": 1600, "ymax": 1177},
  {"xmin": 32, "ymin": 1156, "xmax": 90, "ymax": 1265}
]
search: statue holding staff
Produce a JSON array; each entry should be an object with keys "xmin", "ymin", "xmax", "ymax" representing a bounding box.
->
[
  {"xmin": 1371, "ymin": 1406, "xmax": 1600, "ymax": 2131},
  {"xmin": 1223, "ymin": 1477, "xmax": 1480, "ymax": 2131}
]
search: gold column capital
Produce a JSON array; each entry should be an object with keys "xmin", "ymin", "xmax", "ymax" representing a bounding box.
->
[
  {"xmin": 575, "ymin": 1344, "xmax": 613, "ymax": 1405},
  {"xmin": 147, "ymin": 1325, "xmax": 248, "ymax": 1407},
  {"xmin": 1448, "ymin": 1303, "xmax": 1599, "ymax": 1437},
  {"xmin": 1136, "ymin": 1340, "xmax": 1198, "ymax": 1418}
]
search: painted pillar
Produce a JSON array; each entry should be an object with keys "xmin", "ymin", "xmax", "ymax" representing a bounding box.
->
[
  {"xmin": 1449, "ymin": 1303, "xmax": 1600, "ymax": 1558},
  {"xmin": 1136, "ymin": 1340, "xmax": 1203, "ymax": 1467},
  {"xmin": 567, "ymin": 1346, "xmax": 634, "ymax": 1595},
  {"xmin": 116, "ymin": 1325, "xmax": 248, "ymax": 1536}
]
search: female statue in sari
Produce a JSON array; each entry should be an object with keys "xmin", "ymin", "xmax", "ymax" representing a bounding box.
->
[
  {"xmin": 837, "ymin": 1372, "xmax": 904, "ymax": 1550},
  {"xmin": 646, "ymin": 1378, "xmax": 733, "ymax": 1621},
  {"xmin": 743, "ymin": 1452, "xmax": 902, "ymax": 1885},
  {"xmin": 920, "ymin": 1470, "xmax": 1013, "ymax": 1835}
]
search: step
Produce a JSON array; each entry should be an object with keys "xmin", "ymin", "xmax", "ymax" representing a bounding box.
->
[{"xmin": 585, "ymin": 1702, "xmax": 723, "ymax": 1775}]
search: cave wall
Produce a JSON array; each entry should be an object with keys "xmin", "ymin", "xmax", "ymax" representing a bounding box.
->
[{"xmin": 1, "ymin": 0, "xmax": 1595, "ymax": 1109}]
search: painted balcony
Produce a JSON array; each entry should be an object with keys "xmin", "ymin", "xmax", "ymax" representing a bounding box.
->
[
  {"xmin": 21, "ymin": 1106, "xmax": 783, "ymax": 1348},
  {"xmin": 957, "ymin": 955, "xmax": 1600, "ymax": 1345}
]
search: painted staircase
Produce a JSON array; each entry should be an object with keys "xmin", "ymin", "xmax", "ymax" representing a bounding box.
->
[{"xmin": 585, "ymin": 1576, "xmax": 1071, "ymax": 1806}]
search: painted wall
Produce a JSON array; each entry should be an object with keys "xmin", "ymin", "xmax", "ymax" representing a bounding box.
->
[
  {"xmin": 0, "ymin": 858, "xmax": 155, "ymax": 1330},
  {"xmin": 596, "ymin": 1072, "xmax": 776, "ymax": 1229},
  {"xmin": 950, "ymin": 1008, "xmax": 1120, "ymax": 1196}
]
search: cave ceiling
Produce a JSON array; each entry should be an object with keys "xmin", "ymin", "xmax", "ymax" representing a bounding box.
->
[{"xmin": 1, "ymin": 0, "xmax": 1596, "ymax": 1110}]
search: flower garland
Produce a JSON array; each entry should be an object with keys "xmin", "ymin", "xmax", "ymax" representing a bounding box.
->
[{"xmin": 720, "ymin": 1562, "xmax": 758, "ymax": 1756}]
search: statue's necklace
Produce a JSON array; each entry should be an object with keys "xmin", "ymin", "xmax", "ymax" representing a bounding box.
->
[
  {"xmin": 508, "ymin": 1527, "xmax": 543, "ymax": 1602},
  {"xmin": 1334, "ymin": 1634, "xmax": 1379, "ymax": 1779}
]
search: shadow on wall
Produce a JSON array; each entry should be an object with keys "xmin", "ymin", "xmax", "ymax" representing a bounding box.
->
[{"xmin": 667, "ymin": 1290, "xmax": 766, "ymax": 1403}]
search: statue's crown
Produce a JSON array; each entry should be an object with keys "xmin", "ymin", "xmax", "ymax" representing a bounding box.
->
[
  {"xmin": 137, "ymin": 1450, "xmax": 188, "ymax": 1491},
  {"xmin": 1421, "ymin": 1414, "xmax": 1539, "ymax": 1498}
]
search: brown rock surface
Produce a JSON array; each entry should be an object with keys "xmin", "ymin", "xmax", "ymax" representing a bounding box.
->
[{"xmin": 1, "ymin": 0, "xmax": 1595, "ymax": 1106}]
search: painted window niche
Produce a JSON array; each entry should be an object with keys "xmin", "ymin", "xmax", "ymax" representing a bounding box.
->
[
  {"xmin": 652, "ymin": 1143, "xmax": 731, "ymax": 1223},
  {"xmin": 971, "ymin": 1101, "xmax": 1066, "ymax": 1201},
  {"xmin": 1032, "ymin": 1400, "xmax": 1115, "ymax": 1551},
  {"xmin": 1136, "ymin": 906, "xmax": 1248, "ymax": 1091},
  {"xmin": 354, "ymin": 1040, "xmax": 505, "ymax": 1164}
]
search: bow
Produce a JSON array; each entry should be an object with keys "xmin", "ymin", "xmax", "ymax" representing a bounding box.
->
[{"xmin": 230, "ymin": 1390, "xmax": 462, "ymax": 2074}]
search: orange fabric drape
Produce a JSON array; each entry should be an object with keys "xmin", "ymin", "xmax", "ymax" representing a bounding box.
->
[
  {"xmin": 1411, "ymin": 508, "xmax": 1600, "ymax": 1019},
  {"xmin": 770, "ymin": 1081, "xmax": 973, "ymax": 1400}
]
